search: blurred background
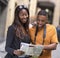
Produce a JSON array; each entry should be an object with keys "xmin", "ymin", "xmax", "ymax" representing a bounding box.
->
[{"xmin": 0, "ymin": 0, "xmax": 60, "ymax": 58}]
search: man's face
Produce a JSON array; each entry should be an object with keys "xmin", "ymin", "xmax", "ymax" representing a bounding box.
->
[{"xmin": 37, "ymin": 15, "xmax": 47, "ymax": 28}]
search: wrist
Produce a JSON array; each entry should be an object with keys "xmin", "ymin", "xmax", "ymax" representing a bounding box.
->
[
  {"xmin": 13, "ymin": 50, "xmax": 16, "ymax": 54},
  {"xmin": 44, "ymin": 45, "xmax": 48, "ymax": 50}
]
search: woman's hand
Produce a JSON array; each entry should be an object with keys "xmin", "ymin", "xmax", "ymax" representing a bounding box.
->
[{"xmin": 13, "ymin": 49, "xmax": 24, "ymax": 56}]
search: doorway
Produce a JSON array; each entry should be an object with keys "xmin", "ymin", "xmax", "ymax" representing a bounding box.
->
[{"xmin": 37, "ymin": 1, "xmax": 55, "ymax": 24}]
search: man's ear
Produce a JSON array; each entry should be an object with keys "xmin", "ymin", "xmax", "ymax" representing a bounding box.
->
[{"xmin": 46, "ymin": 19, "xmax": 49, "ymax": 24}]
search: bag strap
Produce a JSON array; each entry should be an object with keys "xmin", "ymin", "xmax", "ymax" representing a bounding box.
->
[
  {"xmin": 33, "ymin": 25, "xmax": 38, "ymax": 44},
  {"xmin": 42, "ymin": 25, "xmax": 46, "ymax": 44},
  {"xmin": 33, "ymin": 25, "xmax": 46, "ymax": 45}
]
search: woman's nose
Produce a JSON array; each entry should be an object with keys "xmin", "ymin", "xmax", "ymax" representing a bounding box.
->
[{"xmin": 23, "ymin": 15, "xmax": 27, "ymax": 18}]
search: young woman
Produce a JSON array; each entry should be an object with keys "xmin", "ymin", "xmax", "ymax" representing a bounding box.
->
[{"xmin": 5, "ymin": 5, "xmax": 31, "ymax": 58}]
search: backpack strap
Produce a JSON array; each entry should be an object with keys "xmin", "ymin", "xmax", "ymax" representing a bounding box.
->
[
  {"xmin": 42, "ymin": 25, "xmax": 46, "ymax": 44},
  {"xmin": 33, "ymin": 25, "xmax": 46, "ymax": 45}
]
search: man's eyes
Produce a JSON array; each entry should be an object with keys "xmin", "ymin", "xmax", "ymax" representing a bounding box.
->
[{"xmin": 37, "ymin": 19, "xmax": 45, "ymax": 22}]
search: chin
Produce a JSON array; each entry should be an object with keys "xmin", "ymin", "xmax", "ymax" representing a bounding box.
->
[{"xmin": 22, "ymin": 21, "xmax": 27, "ymax": 24}]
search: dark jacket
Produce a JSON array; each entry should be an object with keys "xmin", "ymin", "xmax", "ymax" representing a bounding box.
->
[{"xmin": 5, "ymin": 25, "xmax": 31, "ymax": 58}]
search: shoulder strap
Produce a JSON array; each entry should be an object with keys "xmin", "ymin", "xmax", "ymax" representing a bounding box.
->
[
  {"xmin": 33, "ymin": 25, "xmax": 38, "ymax": 44},
  {"xmin": 42, "ymin": 25, "xmax": 46, "ymax": 44},
  {"xmin": 34, "ymin": 25, "xmax": 46, "ymax": 45}
]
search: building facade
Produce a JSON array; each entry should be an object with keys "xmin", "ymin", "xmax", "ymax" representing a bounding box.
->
[{"xmin": 0, "ymin": 0, "xmax": 60, "ymax": 41}]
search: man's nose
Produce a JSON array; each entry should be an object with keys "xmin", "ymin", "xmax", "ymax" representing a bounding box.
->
[{"xmin": 38, "ymin": 20, "xmax": 42, "ymax": 24}]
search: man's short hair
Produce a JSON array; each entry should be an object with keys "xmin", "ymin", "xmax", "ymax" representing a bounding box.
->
[{"xmin": 38, "ymin": 10, "xmax": 48, "ymax": 16}]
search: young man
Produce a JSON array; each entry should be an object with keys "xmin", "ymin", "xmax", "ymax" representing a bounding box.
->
[{"xmin": 29, "ymin": 10, "xmax": 58, "ymax": 58}]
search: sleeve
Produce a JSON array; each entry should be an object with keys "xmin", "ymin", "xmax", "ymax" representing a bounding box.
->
[
  {"xmin": 5, "ymin": 26, "xmax": 15, "ymax": 55},
  {"xmin": 51, "ymin": 26, "xmax": 58, "ymax": 44}
]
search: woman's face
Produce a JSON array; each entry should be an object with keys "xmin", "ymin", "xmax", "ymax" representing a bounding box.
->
[{"xmin": 19, "ymin": 9, "xmax": 28, "ymax": 23}]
